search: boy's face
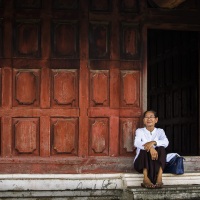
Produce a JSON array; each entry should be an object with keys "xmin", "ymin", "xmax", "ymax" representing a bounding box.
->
[{"xmin": 143, "ymin": 111, "xmax": 158, "ymax": 127}]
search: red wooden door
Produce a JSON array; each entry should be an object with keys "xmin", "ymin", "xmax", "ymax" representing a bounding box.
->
[{"xmin": 0, "ymin": 0, "xmax": 141, "ymax": 173}]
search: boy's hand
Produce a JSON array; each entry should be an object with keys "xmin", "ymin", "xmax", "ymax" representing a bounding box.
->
[
  {"xmin": 149, "ymin": 147, "xmax": 158, "ymax": 160},
  {"xmin": 143, "ymin": 141, "xmax": 156, "ymax": 152}
]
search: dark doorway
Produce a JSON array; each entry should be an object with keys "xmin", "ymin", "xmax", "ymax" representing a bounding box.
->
[{"xmin": 147, "ymin": 29, "xmax": 199, "ymax": 156}]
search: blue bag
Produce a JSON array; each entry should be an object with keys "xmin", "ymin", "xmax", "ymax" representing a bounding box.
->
[{"xmin": 164, "ymin": 154, "xmax": 185, "ymax": 175}]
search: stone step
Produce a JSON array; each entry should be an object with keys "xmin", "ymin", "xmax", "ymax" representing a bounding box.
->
[
  {"xmin": 123, "ymin": 173, "xmax": 200, "ymax": 187},
  {"xmin": 123, "ymin": 169, "xmax": 200, "ymax": 200},
  {"xmin": 0, "ymin": 173, "xmax": 200, "ymax": 199},
  {"xmin": 0, "ymin": 186, "xmax": 200, "ymax": 200},
  {"xmin": 1, "ymin": 173, "xmax": 200, "ymax": 189},
  {"xmin": 124, "ymin": 185, "xmax": 200, "ymax": 200},
  {"xmin": 0, "ymin": 190, "xmax": 122, "ymax": 200}
]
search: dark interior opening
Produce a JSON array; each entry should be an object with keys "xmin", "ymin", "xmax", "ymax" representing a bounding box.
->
[{"xmin": 147, "ymin": 29, "xmax": 199, "ymax": 156}]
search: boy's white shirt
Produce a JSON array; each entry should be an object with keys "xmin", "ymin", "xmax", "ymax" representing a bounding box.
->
[{"xmin": 133, "ymin": 127, "xmax": 169, "ymax": 162}]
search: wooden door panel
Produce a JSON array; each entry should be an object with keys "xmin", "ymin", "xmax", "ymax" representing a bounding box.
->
[
  {"xmin": 88, "ymin": 67, "xmax": 141, "ymax": 157},
  {"xmin": 51, "ymin": 69, "xmax": 78, "ymax": 107},
  {"xmin": 120, "ymin": 71, "xmax": 140, "ymax": 107},
  {"xmin": 51, "ymin": 118, "xmax": 78, "ymax": 156},
  {"xmin": 51, "ymin": 20, "xmax": 79, "ymax": 58},
  {"xmin": 88, "ymin": 66, "xmax": 116, "ymax": 157},
  {"xmin": 119, "ymin": 118, "xmax": 139, "ymax": 155},
  {"xmin": 89, "ymin": 118, "xmax": 109, "ymax": 156},
  {"xmin": 89, "ymin": 22, "xmax": 110, "ymax": 59},
  {"xmin": 13, "ymin": 118, "xmax": 39, "ymax": 156},
  {"xmin": 14, "ymin": 20, "xmax": 41, "ymax": 58},
  {"xmin": 120, "ymin": 23, "xmax": 140, "ymax": 60},
  {"xmin": 13, "ymin": 69, "xmax": 40, "ymax": 107},
  {"xmin": 90, "ymin": 70, "xmax": 109, "ymax": 107}
]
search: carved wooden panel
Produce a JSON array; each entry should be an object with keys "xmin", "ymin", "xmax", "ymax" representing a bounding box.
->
[
  {"xmin": 89, "ymin": 118, "xmax": 109, "ymax": 156},
  {"xmin": 120, "ymin": 23, "xmax": 140, "ymax": 60},
  {"xmin": 13, "ymin": 118, "xmax": 39, "ymax": 155},
  {"xmin": 51, "ymin": 20, "xmax": 79, "ymax": 58},
  {"xmin": 90, "ymin": 70, "xmax": 109, "ymax": 107},
  {"xmin": 120, "ymin": 71, "xmax": 140, "ymax": 107},
  {"xmin": 51, "ymin": 118, "xmax": 78, "ymax": 156},
  {"xmin": 89, "ymin": 22, "xmax": 110, "ymax": 59},
  {"xmin": 51, "ymin": 69, "xmax": 78, "ymax": 107},
  {"xmin": 13, "ymin": 69, "xmax": 40, "ymax": 107},
  {"xmin": 0, "ymin": 19, "xmax": 2, "ymax": 57},
  {"xmin": 119, "ymin": 118, "xmax": 139, "ymax": 155},
  {"xmin": 90, "ymin": 0, "xmax": 112, "ymax": 12},
  {"xmin": 53, "ymin": 0, "xmax": 79, "ymax": 10},
  {"xmin": 13, "ymin": 20, "xmax": 41, "ymax": 58},
  {"xmin": 14, "ymin": 0, "xmax": 42, "ymax": 9},
  {"xmin": 120, "ymin": 0, "xmax": 139, "ymax": 13}
]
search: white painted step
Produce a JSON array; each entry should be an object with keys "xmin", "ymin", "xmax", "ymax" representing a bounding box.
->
[
  {"xmin": 0, "ymin": 172, "xmax": 200, "ymax": 191},
  {"xmin": 0, "ymin": 174, "xmax": 123, "ymax": 191},
  {"xmin": 123, "ymin": 173, "xmax": 200, "ymax": 187}
]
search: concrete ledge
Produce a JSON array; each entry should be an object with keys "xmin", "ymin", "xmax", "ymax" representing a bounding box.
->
[
  {"xmin": 126, "ymin": 185, "xmax": 200, "ymax": 200},
  {"xmin": 0, "ymin": 174, "xmax": 123, "ymax": 191},
  {"xmin": 1, "ymin": 172, "xmax": 200, "ymax": 191},
  {"xmin": 183, "ymin": 156, "xmax": 200, "ymax": 172},
  {"xmin": 123, "ymin": 172, "xmax": 200, "ymax": 187},
  {"xmin": 0, "ymin": 173, "xmax": 200, "ymax": 199},
  {"xmin": 0, "ymin": 190, "xmax": 122, "ymax": 199}
]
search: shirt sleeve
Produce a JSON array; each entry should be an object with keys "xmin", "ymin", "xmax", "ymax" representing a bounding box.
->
[
  {"xmin": 134, "ymin": 128, "xmax": 145, "ymax": 150},
  {"xmin": 154, "ymin": 129, "xmax": 169, "ymax": 148}
]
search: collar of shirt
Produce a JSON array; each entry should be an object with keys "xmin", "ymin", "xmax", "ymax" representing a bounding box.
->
[{"xmin": 145, "ymin": 127, "xmax": 156, "ymax": 134}]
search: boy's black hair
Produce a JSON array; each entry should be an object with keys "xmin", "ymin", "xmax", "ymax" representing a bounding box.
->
[{"xmin": 143, "ymin": 110, "xmax": 158, "ymax": 118}]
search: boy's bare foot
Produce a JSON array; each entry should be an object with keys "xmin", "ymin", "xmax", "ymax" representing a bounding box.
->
[{"xmin": 142, "ymin": 177, "xmax": 155, "ymax": 189}]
